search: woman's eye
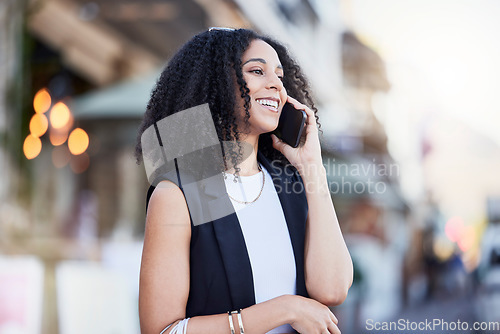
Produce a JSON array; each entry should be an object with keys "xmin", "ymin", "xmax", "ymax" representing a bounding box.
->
[
  {"xmin": 251, "ymin": 69, "xmax": 263, "ymax": 75},
  {"xmin": 278, "ymin": 75, "xmax": 284, "ymax": 81}
]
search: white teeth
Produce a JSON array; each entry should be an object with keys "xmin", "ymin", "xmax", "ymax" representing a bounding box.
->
[{"xmin": 257, "ymin": 99, "xmax": 278, "ymax": 109}]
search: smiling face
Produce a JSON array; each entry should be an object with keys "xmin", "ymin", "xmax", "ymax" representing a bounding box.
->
[{"xmin": 237, "ymin": 39, "xmax": 288, "ymax": 136}]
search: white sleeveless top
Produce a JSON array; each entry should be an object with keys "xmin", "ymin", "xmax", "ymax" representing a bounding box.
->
[{"xmin": 224, "ymin": 165, "xmax": 296, "ymax": 334}]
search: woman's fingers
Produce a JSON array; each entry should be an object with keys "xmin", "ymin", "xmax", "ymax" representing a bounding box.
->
[
  {"xmin": 270, "ymin": 134, "xmax": 286, "ymax": 153},
  {"xmin": 329, "ymin": 310, "xmax": 338, "ymax": 325},
  {"xmin": 326, "ymin": 309, "xmax": 340, "ymax": 334},
  {"xmin": 286, "ymin": 95, "xmax": 306, "ymax": 111},
  {"xmin": 286, "ymin": 96, "xmax": 317, "ymax": 128},
  {"xmin": 285, "ymin": 97, "xmax": 318, "ymax": 143},
  {"xmin": 327, "ymin": 321, "xmax": 341, "ymax": 334},
  {"xmin": 288, "ymin": 297, "xmax": 341, "ymax": 334}
]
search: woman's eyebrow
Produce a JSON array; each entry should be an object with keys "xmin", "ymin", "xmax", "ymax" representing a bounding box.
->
[{"xmin": 243, "ymin": 58, "xmax": 283, "ymax": 69}]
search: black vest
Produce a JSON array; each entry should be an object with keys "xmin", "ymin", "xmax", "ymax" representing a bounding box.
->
[{"xmin": 146, "ymin": 151, "xmax": 309, "ymax": 317}]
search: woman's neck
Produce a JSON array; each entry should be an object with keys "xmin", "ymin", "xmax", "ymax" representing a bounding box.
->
[{"xmin": 225, "ymin": 133, "xmax": 260, "ymax": 176}]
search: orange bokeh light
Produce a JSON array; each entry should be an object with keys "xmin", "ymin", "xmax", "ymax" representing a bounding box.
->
[
  {"xmin": 62, "ymin": 112, "xmax": 74, "ymax": 131},
  {"xmin": 49, "ymin": 127, "xmax": 69, "ymax": 146},
  {"xmin": 29, "ymin": 113, "xmax": 49, "ymax": 137},
  {"xmin": 33, "ymin": 88, "xmax": 51, "ymax": 114},
  {"xmin": 23, "ymin": 134, "xmax": 42, "ymax": 160},
  {"xmin": 457, "ymin": 225, "xmax": 475, "ymax": 252},
  {"xmin": 50, "ymin": 102, "xmax": 71, "ymax": 129},
  {"xmin": 68, "ymin": 128, "xmax": 89, "ymax": 155}
]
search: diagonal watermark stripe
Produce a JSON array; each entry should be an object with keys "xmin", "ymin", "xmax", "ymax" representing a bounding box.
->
[{"xmin": 141, "ymin": 103, "xmax": 253, "ymax": 226}]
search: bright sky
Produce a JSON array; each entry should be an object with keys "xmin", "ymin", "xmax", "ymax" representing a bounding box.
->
[{"xmin": 346, "ymin": 0, "xmax": 500, "ymax": 147}]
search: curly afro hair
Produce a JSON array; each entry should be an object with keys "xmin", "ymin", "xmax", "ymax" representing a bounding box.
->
[{"xmin": 135, "ymin": 28, "xmax": 320, "ymax": 174}]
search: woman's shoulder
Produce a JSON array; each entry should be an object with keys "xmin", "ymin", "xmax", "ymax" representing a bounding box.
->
[
  {"xmin": 146, "ymin": 180, "xmax": 190, "ymax": 227},
  {"xmin": 148, "ymin": 180, "xmax": 183, "ymax": 204}
]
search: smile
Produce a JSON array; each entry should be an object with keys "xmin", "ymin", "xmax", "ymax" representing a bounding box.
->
[{"xmin": 256, "ymin": 98, "xmax": 279, "ymax": 112}]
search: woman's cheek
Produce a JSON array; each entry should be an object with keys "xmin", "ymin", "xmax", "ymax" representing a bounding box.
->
[{"xmin": 281, "ymin": 88, "xmax": 288, "ymax": 104}]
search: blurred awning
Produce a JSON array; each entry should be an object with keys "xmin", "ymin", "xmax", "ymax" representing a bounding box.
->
[
  {"xmin": 342, "ymin": 31, "xmax": 390, "ymax": 91},
  {"xmin": 71, "ymin": 70, "xmax": 160, "ymax": 119},
  {"xmin": 27, "ymin": 0, "xmax": 249, "ymax": 86},
  {"xmin": 27, "ymin": 0, "xmax": 161, "ymax": 86}
]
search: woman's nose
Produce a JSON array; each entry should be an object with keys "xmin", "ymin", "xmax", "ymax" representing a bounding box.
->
[{"xmin": 267, "ymin": 73, "xmax": 284, "ymax": 91}]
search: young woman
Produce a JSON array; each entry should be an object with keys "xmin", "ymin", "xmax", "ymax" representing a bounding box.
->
[{"xmin": 136, "ymin": 28, "xmax": 353, "ymax": 334}]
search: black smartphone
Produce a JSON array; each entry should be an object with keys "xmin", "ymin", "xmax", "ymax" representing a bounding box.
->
[{"xmin": 273, "ymin": 102, "xmax": 307, "ymax": 148}]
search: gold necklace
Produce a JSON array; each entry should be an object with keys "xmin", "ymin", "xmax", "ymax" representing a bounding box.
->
[{"xmin": 225, "ymin": 164, "xmax": 265, "ymax": 205}]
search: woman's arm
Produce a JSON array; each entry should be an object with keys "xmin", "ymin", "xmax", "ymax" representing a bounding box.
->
[
  {"xmin": 271, "ymin": 96, "xmax": 353, "ymax": 307},
  {"xmin": 156, "ymin": 295, "xmax": 339, "ymax": 334},
  {"xmin": 139, "ymin": 180, "xmax": 191, "ymax": 333},
  {"xmin": 301, "ymin": 165, "xmax": 353, "ymax": 306},
  {"xmin": 139, "ymin": 180, "xmax": 340, "ymax": 334}
]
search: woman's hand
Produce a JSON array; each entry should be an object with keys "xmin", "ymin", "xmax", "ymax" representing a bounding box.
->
[
  {"xmin": 285, "ymin": 295, "xmax": 341, "ymax": 334},
  {"xmin": 271, "ymin": 96, "xmax": 322, "ymax": 174}
]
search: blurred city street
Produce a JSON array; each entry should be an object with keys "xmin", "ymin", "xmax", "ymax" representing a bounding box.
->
[{"xmin": 364, "ymin": 295, "xmax": 477, "ymax": 334}]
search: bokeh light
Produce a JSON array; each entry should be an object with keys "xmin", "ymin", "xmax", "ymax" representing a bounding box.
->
[
  {"xmin": 33, "ymin": 88, "xmax": 51, "ymax": 114},
  {"xmin": 444, "ymin": 216, "xmax": 464, "ymax": 242},
  {"xmin": 457, "ymin": 225, "xmax": 475, "ymax": 252},
  {"xmin": 68, "ymin": 128, "xmax": 89, "ymax": 155},
  {"xmin": 433, "ymin": 236, "xmax": 455, "ymax": 262},
  {"xmin": 23, "ymin": 134, "xmax": 42, "ymax": 160},
  {"xmin": 70, "ymin": 152, "xmax": 90, "ymax": 174},
  {"xmin": 444, "ymin": 216, "xmax": 477, "ymax": 253},
  {"xmin": 29, "ymin": 113, "xmax": 49, "ymax": 138},
  {"xmin": 49, "ymin": 127, "xmax": 69, "ymax": 146},
  {"xmin": 63, "ymin": 112, "xmax": 74, "ymax": 131},
  {"xmin": 52, "ymin": 145, "xmax": 71, "ymax": 168},
  {"xmin": 50, "ymin": 102, "xmax": 71, "ymax": 129}
]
